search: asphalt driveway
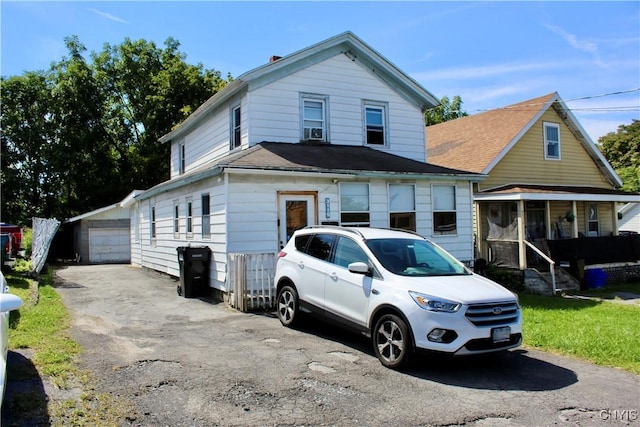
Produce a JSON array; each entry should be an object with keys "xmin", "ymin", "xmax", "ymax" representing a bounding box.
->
[{"xmin": 16, "ymin": 265, "xmax": 640, "ymax": 425}]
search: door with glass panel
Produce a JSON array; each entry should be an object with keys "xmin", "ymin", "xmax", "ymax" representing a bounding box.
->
[{"xmin": 278, "ymin": 193, "xmax": 317, "ymax": 249}]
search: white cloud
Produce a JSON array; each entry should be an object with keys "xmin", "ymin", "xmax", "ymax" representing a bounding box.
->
[
  {"xmin": 88, "ymin": 8, "xmax": 127, "ymax": 24},
  {"xmin": 544, "ymin": 24, "xmax": 604, "ymax": 67},
  {"xmin": 413, "ymin": 61, "xmax": 572, "ymax": 81}
]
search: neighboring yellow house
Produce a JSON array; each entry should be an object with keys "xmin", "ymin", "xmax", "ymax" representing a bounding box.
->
[{"xmin": 426, "ymin": 93, "xmax": 639, "ymax": 291}]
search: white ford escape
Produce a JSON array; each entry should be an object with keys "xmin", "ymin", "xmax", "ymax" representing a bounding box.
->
[{"xmin": 274, "ymin": 226, "xmax": 522, "ymax": 369}]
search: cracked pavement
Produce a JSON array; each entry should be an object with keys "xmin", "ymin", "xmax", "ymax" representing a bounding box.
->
[{"xmin": 41, "ymin": 265, "xmax": 640, "ymax": 426}]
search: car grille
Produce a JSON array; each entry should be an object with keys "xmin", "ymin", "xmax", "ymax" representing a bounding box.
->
[{"xmin": 464, "ymin": 302, "xmax": 519, "ymax": 327}]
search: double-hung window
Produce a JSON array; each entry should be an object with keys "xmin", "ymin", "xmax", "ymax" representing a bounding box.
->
[
  {"xmin": 231, "ymin": 106, "xmax": 241, "ymax": 149},
  {"xmin": 186, "ymin": 199, "xmax": 193, "ymax": 237},
  {"xmin": 178, "ymin": 142, "xmax": 185, "ymax": 175},
  {"xmin": 364, "ymin": 102, "xmax": 387, "ymax": 145},
  {"xmin": 201, "ymin": 194, "xmax": 211, "ymax": 239},
  {"xmin": 433, "ymin": 185, "xmax": 457, "ymax": 235},
  {"xmin": 150, "ymin": 205, "xmax": 156, "ymax": 240},
  {"xmin": 389, "ymin": 184, "xmax": 416, "ymax": 231},
  {"xmin": 588, "ymin": 203, "xmax": 599, "ymax": 237},
  {"xmin": 302, "ymin": 94, "xmax": 327, "ymax": 141},
  {"xmin": 544, "ymin": 122, "xmax": 561, "ymax": 160},
  {"xmin": 340, "ymin": 183, "xmax": 370, "ymax": 227},
  {"xmin": 173, "ymin": 201, "xmax": 180, "ymax": 237}
]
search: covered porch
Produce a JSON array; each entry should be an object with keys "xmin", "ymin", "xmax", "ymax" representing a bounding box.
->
[{"xmin": 474, "ymin": 184, "xmax": 640, "ymax": 293}]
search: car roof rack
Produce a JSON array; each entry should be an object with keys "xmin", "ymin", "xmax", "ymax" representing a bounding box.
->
[{"xmin": 303, "ymin": 225, "xmax": 365, "ymax": 239}]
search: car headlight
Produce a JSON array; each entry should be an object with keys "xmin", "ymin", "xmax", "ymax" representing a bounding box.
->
[{"xmin": 409, "ymin": 291, "xmax": 461, "ymax": 313}]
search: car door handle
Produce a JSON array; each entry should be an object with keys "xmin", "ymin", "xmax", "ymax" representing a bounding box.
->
[
  {"xmin": 298, "ymin": 261, "xmax": 304, "ymax": 269},
  {"xmin": 329, "ymin": 272, "xmax": 338, "ymax": 281},
  {"xmin": 371, "ymin": 289, "xmax": 380, "ymax": 295}
]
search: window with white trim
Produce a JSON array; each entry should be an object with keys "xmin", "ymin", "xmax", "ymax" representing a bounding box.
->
[
  {"xmin": 389, "ymin": 184, "xmax": 415, "ymax": 231},
  {"xmin": 178, "ymin": 142, "xmax": 185, "ymax": 174},
  {"xmin": 173, "ymin": 201, "xmax": 180, "ymax": 237},
  {"xmin": 588, "ymin": 203, "xmax": 599, "ymax": 237},
  {"xmin": 150, "ymin": 205, "xmax": 156, "ymax": 240},
  {"xmin": 340, "ymin": 183, "xmax": 370, "ymax": 226},
  {"xmin": 364, "ymin": 102, "xmax": 387, "ymax": 145},
  {"xmin": 186, "ymin": 199, "xmax": 193, "ymax": 237},
  {"xmin": 544, "ymin": 122, "xmax": 561, "ymax": 160},
  {"xmin": 432, "ymin": 185, "xmax": 457, "ymax": 235},
  {"xmin": 301, "ymin": 94, "xmax": 328, "ymax": 141},
  {"xmin": 231, "ymin": 106, "xmax": 241, "ymax": 149},
  {"xmin": 202, "ymin": 194, "xmax": 211, "ymax": 239}
]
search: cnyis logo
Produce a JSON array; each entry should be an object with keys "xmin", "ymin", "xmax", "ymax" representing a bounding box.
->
[{"xmin": 492, "ymin": 307, "xmax": 503, "ymax": 315}]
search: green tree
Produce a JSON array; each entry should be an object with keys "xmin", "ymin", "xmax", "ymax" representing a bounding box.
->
[
  {"xmin": 597, "ymin": 119, "xmax": 640, "ymax": 192},
  {"xmin": 1, "ymin": 35, "xmax": 229, "ymax": 225},
  {"xmin": 1, "ymin": 71, "xmax": 57, "ymax": 223},
  {"xmin": 424, "ymin": 95, "xmax": 468, "ymax": 126}
]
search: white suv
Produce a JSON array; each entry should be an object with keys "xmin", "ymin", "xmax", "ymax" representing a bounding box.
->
[{"xmin": 274, "ymin": 226, "xmax": 522, "ymax": 369}]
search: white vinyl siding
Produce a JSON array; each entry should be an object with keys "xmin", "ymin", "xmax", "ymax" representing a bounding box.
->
[{"xmin": 250, "ymin": 55, "xmax": 426, "ymax": 161}]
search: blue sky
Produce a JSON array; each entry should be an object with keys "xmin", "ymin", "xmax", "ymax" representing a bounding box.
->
[{"xmin": 2, "ymin": 1, "xmax": 639, "ymax": 142}]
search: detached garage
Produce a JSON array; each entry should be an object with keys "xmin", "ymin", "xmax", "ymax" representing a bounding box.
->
[{"xmin": 64, "ymin": 191, "xmax": 140, "ymax": 264}]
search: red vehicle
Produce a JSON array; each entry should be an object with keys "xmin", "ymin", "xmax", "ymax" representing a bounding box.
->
[{"xmin": 0, "ymin": 224, "xmax": 23, "ymax": 258}]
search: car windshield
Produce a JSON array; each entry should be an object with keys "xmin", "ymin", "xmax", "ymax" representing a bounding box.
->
[{"xmin": 366, "ymin": 238, "xmax": 470, "ymax": 277}]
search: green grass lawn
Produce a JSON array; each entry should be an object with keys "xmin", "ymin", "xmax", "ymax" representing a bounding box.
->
[{"xmin": 520, "ymin": 280, "xmax": 640, "ymax": 374}]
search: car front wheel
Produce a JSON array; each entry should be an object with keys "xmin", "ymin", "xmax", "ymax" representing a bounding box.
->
[
  {"xmin": 277, "ymin": 285, "xmax": 300, "ymax": 327},
  {"xmin": 373, "ymin": 314, "xmax": 412, "ymax": 369}
]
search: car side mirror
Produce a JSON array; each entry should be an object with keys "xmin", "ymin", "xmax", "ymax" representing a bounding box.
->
[
  {"xmin": 348, "ymin": 262, "xmax": 372, "ymax": 276},
  {"xmin": 0, "ymin": 293, "xmax": 22, "ymax": 312}
]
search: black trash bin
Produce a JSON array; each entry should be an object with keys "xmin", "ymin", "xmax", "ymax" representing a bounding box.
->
[{"xmin": 176, "ymin": 246, "xmax": 211, "ymax": 298}]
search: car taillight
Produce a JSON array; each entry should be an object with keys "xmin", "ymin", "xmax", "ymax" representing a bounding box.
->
[
  {"xmin": 278, "ymin": 251, "xmax": 287, "ymax": 258},
  {"xmin": 4, "ymin": 241, "xmax": 10, "ymax": 254}
]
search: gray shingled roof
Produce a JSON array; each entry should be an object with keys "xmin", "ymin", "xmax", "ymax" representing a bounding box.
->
[{"xmin": 219, "ymin": 142, "xmax": 480, "ymax": 177}]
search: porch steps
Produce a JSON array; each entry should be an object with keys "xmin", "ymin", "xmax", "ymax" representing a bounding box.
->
[{"xmin": 524, "ymin": 267, "xmax": 580, "ymax": 296}]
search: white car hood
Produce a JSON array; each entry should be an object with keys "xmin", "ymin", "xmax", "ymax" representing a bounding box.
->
[{"xmin": 391, "ymin": 273, "xmax": 516, "ymax": 304}]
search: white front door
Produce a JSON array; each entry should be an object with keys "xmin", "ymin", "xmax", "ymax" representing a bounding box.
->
[{"xmin": 278, "ymin": 193, "xmax": 317, "ymax": 249}]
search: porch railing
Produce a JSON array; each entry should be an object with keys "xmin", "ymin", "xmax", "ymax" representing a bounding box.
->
[
  {"xmin": 227, "ymin": 253, "xmax": 277, "ymax": 312},
  {"xmin": 524, "ymin": 240, "xmax": 556, "ymax": 294}
]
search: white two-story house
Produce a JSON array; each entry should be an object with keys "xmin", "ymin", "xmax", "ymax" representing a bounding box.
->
[{"xmin": 129, "ymin": 32, "xmax": 483, "ymax": 304}]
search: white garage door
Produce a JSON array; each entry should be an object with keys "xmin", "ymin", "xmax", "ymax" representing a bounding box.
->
[{"xmin": 89, "ymin": 228, "xmax": 130, "ymax": 263}]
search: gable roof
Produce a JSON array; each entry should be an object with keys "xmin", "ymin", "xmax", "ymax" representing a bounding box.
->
[
  {"xmin": 159, "ymin": 31, "xmax": 440, "ymax": 144},
  {"xmin": 137, "ymin": 142, "xmax": 483, "ymax": 201},
  {"xmin": 65, "ymin": 190, "xmax": 142, "ymax": 223},
  {"xmin": 426, "ymin": 92, "xmax": 621, "ymax": 187}
]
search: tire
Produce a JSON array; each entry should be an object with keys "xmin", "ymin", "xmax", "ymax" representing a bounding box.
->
[
  {"xmin": 373, "ymin": 314, "xmax": 412, "ymax": 369},
  {"xmin": 277, "ymin": 285, "xmax": 300, "ymax": 327}
]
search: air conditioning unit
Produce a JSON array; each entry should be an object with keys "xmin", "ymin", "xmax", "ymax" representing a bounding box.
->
[{"xmin": 306, "ymin": 127, "xmax": 323, "ymax": 140}]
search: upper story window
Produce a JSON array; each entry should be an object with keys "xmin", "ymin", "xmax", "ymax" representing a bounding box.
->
[
  {"xmin": 340, "ymin": 183, "xmax": 370, "ymax": 227},
  {"xmin": 389, "ymin": 184, "xmax": 416, "ymax": 231},
  {"xmin": 543, "ymin": 122, "xmax": 561, "ymax": 160},
  {"xmin": 301, "ymin": 94, "xmax": 328, "ymax": 142},
  {"xmin": 432, "ymin": 184, "xmax": 457, "ymax": 235},
  {"xmin": 231, "ymin": 106, "xmax": 241, "ymax": 149},
  {"xmin": 364, "ymin": 102, "xmax": 388, "ymax": 145},
  {"xmin": 178, "ymin": 142, "xmax": 186, "ymax": 174}
]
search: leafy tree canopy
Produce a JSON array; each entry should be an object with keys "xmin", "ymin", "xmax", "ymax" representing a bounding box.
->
[
  {"xmin": 597, "ymin": 119, "xmax": 640, "ymax": 192},
  {"xmin": 1, "ymin": 35, "xmax": 230, "ymax": 225},
  {"xmin": 424, "ymin": 95, "xmax": 468, "ymax": 126}
]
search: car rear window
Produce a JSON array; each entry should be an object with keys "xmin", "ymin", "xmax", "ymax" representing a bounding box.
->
[
  {"xmin": 295, "ymin": 234, "xmax": 312, "ymax": 252},
  {"xmin": 306, "ymin": 234, "xmax": 335, "ymax": 261}
]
